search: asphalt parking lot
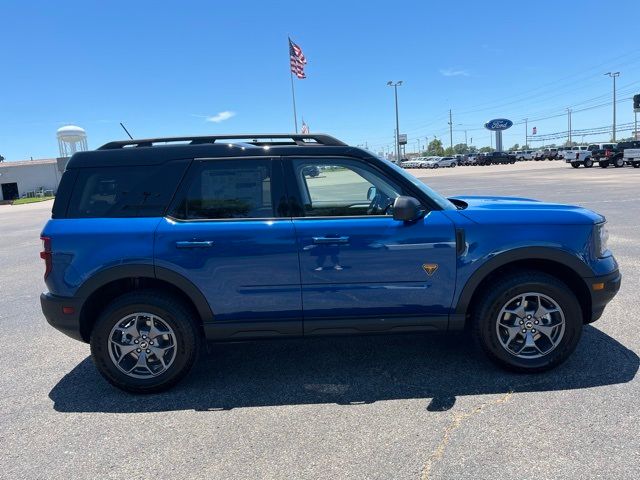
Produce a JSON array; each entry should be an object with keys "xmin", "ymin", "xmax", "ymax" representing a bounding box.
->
[{"xmin": 1, "ymin": 160, "xmax": 638, "ymax": 480}]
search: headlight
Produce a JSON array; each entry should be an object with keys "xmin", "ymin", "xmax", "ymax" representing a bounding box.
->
[{"xmin": 595, "ymin": 222, "xmax": 609, "ymax": 257}]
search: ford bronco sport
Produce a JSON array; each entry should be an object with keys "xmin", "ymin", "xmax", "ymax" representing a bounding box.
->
[{"xmin": 40, "ymin": 134, "xmax": 621, "ymax": 392}]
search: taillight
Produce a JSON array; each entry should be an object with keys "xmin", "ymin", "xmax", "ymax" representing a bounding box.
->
[
  {"xmin": 605, "ymin": 150, "xmax": 611, "ymax": 157},
  {"xmin": 40, "ymin": 236, "xmax": 52, "ymax": 279},
  {"xmin": 575, "ymin": 153, "xmax": 580, "ymax": 159}
]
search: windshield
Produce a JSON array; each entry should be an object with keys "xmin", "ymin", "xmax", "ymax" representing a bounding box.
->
[{"xmin": 383, "ymin": 158, "xmax": 456, "ymax": 210}]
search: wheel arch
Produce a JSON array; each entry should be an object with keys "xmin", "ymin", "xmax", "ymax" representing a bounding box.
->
[
  {"xmin": 454, "ymin": 248, "xmax": 593, "ymax": 328},
  {"xmin": 76, "ymin": 265, "xmax": 213, "ymax": 341}
]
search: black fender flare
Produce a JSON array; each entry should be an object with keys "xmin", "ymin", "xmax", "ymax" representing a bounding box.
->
[
  {"xmin": 454, "ymin": 247, "xmax": 593, "ymax": 317},
  {"xmin": 75, "ymin": 264, "xmax": 214, "ymax": 323}
]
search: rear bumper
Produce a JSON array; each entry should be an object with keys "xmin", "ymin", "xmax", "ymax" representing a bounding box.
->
[
  {"xmin": 40, "ymin": 292, "xmax": 85, "ymax": 342},
  {"xmin": 585, "ymin": 269, "xmax": 621, "ymax": 323}
]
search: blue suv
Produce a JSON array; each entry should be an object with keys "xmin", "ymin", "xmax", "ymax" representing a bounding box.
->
[{"xmin": 40, "ymin": 134, "xmax": 621, "ymax": 392}]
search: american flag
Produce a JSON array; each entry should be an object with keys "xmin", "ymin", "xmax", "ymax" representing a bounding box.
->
[
  {"xmin": 289, "ymin": 38, "xmax": 307, "ymax": 79},
  {"xmin": 532, "ymin": 126, "xmax": 537, "ymax": 135},
  {"xmin": 301, "ymin": 120, "xmax": 309, "ymax": 134}
]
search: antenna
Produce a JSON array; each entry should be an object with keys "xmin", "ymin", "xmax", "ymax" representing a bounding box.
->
[{"xmin": 120, "ymin": 123, "xmax": 134, "ymax": 140}]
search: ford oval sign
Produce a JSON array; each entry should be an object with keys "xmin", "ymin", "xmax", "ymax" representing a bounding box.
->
[{"xmin": 484, "ymin": 118, "xmax": 513, "ymax": 131}]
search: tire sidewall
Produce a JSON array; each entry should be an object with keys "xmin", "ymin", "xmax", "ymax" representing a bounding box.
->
[
  {"xmin": 476, "ymin": 277, "xmax": 583, "ymax": 371},
  {"xmin": 90, "ymin": 294, "xmax": 199, "ymax": 392}
]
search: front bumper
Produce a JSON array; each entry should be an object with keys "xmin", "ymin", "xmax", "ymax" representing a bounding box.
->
[
  {"xmin": 40, "ymin": 292, "xmax": 85, "ymax": 342},
  {"xmin": 584, "ymin": 269, "xmax": 621, "ymax": 323}
]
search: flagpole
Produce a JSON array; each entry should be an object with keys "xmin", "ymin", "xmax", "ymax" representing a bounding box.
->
[
  {"xmin": 288, "ymin": 37, "xmax": 299, "ymax": 133},
  {"xmin": 290, "ymin": 70, "xmax": 299, "ymax": 133}
]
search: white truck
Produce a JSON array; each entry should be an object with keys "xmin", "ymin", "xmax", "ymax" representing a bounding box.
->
[
  {"xmin": 565, "ymin": 146, "xmax": 593, "ymax": 168},
  {"xmin": 624, "ymin": 147, "xmax": 640, "ymax": 168}
]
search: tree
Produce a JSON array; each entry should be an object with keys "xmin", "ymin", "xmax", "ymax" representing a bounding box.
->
[
  {"xmin": 510, "ymin": 143, "xmax": 520, "ymax": 151},
  {"xmin": 427, "ymin": 138, "xmax": 445, "ymax": 156},
  {"xmin": 453, "ymin": 143, "xmax": 468, "ymax": 154},
  {"xmin": 444, "ymin": 147, "xmax": 455, "ymax": 156},
  {"xmin": 468, "ymin": 145, "xmax": 478, "ymax": 153},
  {"xmin": 479, "ymin": 146, "xmax": 492, "ymax": 153}
]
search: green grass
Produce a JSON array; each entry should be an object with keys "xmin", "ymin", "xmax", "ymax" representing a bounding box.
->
[{"xmin": 12, "ymin": 196, "xmax": 55, "ymax": 205}]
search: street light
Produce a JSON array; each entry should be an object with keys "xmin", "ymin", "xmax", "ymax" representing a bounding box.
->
[
  {"xmin": 387, "ymin": 81, "xmax": 403, "ymax": 162},
  {"xmin": 605, "ymin": 72, "xmax": 620, "ymax": 141}
]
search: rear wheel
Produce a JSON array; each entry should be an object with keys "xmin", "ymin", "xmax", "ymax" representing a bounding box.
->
[
  {"xmin": 571, "ymin": 162, "xmax": 580, "ymax": 168},
  {"xmin": 584, "ymin": 158, "xmax": 593, "ymax": 168},
  {"xmin": 614, "ymin": 157, "xmax": 624, "ymax": 168},
  {"xmin": 599, "ymin": 161, "xmax": 609, "ymax": 168},
  {"xmin": 472, "ymin": 271, "xmax": 583, "ymax": 372},
  {"xmin": 90, "ymin": 290, "xmax": 200, "ymax": 393},
  {"xmin": 633, "ymin": 162, "xmax": 640, "ymax": 168}
]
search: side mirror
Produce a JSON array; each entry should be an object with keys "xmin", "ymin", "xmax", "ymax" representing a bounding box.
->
[
  {"xmin": 367, "ymin": 186, "xmax": 377, "ymax": 201},
  {"xmin": 392, "ymin": 196, "xmax": 424, "ymax": 222}
]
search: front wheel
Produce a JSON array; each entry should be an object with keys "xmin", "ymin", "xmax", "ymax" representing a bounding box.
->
[
  {"xmin": 472, "ymin": 271, "xmax": 583, "ymax": 372},
  {"xmin": 599, "ymin": 161, "xmax": 609, "ymax": 168},
  {"xmin": 571, "ymin": 162, "xmax": 580, "ymax": 168},
  {"xmin": 90, "ymin": 290, "xmax": 200, "ymax": 393},
  {"xmin": 584, "ymin": 158, "xmax": 593, "ymax": 168},
  {"xmin": 633, "ymin": 162, "xmax": 640, "ymax": 168},
  {"xmin": 614, "ymin": 157, "xmax": 624, "ymax": 168}
]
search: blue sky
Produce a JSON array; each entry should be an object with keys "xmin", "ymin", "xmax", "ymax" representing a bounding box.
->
[{"xmin": 1, "ymin": 0, "xmax": 640, "ymax": 160}]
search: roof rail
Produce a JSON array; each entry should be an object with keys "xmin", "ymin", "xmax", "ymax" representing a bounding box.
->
[{"xmin": 98, "ymin": 133, "xmax": 347, "ymax": 150}]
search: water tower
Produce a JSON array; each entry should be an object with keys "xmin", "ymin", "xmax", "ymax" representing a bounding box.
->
[{"xmin": 57, "ymin": 125, "xmax": 88, "ymax": 157}]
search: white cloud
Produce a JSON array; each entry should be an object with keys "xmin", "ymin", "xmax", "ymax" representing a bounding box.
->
[
  {"xmin": 439, "ymin": 68, "xmax": 470, "ymax": 77},
  {"xmin": 204, "ymin": 111, "xmax": 236, "ymax": 123}
]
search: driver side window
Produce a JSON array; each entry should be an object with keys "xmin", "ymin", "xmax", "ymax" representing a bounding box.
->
[{"xmin": 292, "ymin": 159, "xmax": 402, "ymax": 217}]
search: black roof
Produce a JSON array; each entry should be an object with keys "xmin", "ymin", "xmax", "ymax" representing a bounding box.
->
[{"xmin": 66, "ymin": 133, "xmax": 366, "ymax": 168}]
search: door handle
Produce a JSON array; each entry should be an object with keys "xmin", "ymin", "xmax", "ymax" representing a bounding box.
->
[
  {"xmin": 312, "ymin": 236, "xmax": 350, "ymax": 245},
  {"xmin": 175, "ymin": 240, "xmax": 214, "ymax": 249}
]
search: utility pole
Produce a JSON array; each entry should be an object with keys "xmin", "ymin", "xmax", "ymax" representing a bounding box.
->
[
  {"xmin": 416, "ymin": 138, "xmax": 421, "ymax": 153},
  {"xmin": 464, "ymin": 130, "xmax": 468, "ymax": 147},
  {"xmin": 605, "ymin": 72, "xmax": 620, "ymax": 141},
  {"xmin": 448, "ymin": 109, "xmax": 453, "ymax": 150},
  {"xmin": 567, "ymin": 108, "xmax": 572, "ymax": 145},
  {"xmin": 387, "ymin": 81, "xmax": 403, "ymax": 162},
  {"xmin": 524, "ymin": 118, "xmax": 528, "ymax": 148}
]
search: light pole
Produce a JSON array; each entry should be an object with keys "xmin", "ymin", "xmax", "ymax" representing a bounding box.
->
[
  {"xmin": 416, "ymin": 138, "xmax": 421, "ymax": 153},
  {"xmin": 605, "ymin": 72, "xmax": 620, "ymax": 141},
  {"xmin": 567, "ymin": 108, "xmax": 572, "ymax": 145},
  {"xmin": 448, "ymin": 109, "xmax": 453, "ymax": 150},
  {"xmin": 387, "ymin": 81, "xmax": 403, "ymax": 162},
  {"xmin": 523, "ymin": 118, "xmax": 528, "ymax": 148}
]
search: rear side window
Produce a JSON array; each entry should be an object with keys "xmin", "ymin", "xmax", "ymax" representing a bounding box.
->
[
  {"xmin": 66, "ymin": 160, "xmax": 189, "ymax": 218},
  {"xmin": 171, "ymin": 159, "xmax": 276, "ymax": 220}
]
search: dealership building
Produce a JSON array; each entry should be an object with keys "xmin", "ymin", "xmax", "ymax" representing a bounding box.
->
[
  {"xmin": 0, "ymin": 158, "xmax": 69, "ymax": 201},
  {"xmin": 0, "ymin": 125, "xmax": 86, "ymax": 201}
]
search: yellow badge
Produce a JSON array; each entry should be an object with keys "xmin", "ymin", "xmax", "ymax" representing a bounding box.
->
[{"xmin": 422, "ymin": 263, "xmax": 439, "ymax": 276}]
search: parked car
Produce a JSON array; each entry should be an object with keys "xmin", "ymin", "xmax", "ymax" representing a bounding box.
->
[
  {"xmin": 533, "ymin": 150, "xmax": 546, "ymax": 161},
  {"xmin": 480, "ymin": 151, "xmax": 517, "ymax": 165},
  {"xmin": 565, "ymin": 146, "xmax": 594, "ymax": 168},
  {"xmin": 400, "ymin": 158, "xmax": 425, "ymax": 169},
  {"xmin": 588, "ymin": 143, "xmax": 618, "ymax": 168},
  {"xmin": 622, "ymin": 143, "xmax": 640, "ymax": 168},
  {"xmin": 40, "ymin": 133, "xmax": 621, "ymax": 392},
  {"xmin": 522, "ymin": 150, "xmax": 535, "ymax": 160},
  {"xmin": 597, "ymin": 141, "xmax": 640, "ymax": 168},
  {"xmin": 423, "ymin": 156, "xmax": 458, "ymax": 168},
  {"xmin": 463, "ymin": 154, "xmax": 478, "ymax": 165}
]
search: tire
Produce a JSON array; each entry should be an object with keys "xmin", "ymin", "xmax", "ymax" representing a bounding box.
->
[
  {"xmin": 571, "ymin": 162, "xmax": 580, "ymax": 168},
  {"xmin": 472, "ymin": 271, "xmax": 583, "ymax": 372},
  {"xmin": 584, "ymin": 158, "xmax": 593, "ymax": 168},
  {"xmin": 599, "ymin": 161, "xmax": 609, "ymax": 168},
  {"xmin": 433, "ymin": 164, "xmax": 439, "ymax": 169},
  {"xmin": 485, "ymin": 160, "xmax": 492, "ymax": 166},
  {"xmin": 633, "ymin": 162, "xmax": 640, "ymax": 168},
  {"xmin": 614, "ymin": 157, "xmax": 624, "ymax": 168},
  {"xmin": 90, "ymin": 290, "xmax": 200, "ymax": 393},
  {"xmin": 450, "ymin": 162, "xmax": 456, "ymax": 168}
]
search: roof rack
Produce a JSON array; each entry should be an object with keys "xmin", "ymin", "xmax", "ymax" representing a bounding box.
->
[{"xmin": 98, "ymin": 133, "xmax": 347, "ymax": 150}]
